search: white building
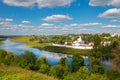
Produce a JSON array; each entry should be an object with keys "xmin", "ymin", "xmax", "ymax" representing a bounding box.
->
[
  {"xmin": 72, "ymin": 36, "xmax": 84, "ymax": 46},
  {"xmin": 111, "ymin": 33, "xmax": 120, "ymax": 37},
  {"xmin": 53, "ymin": 36, "xmax": 93, "ymax": 49},
  {"xmin": 72, "ymin": 36, "xmax": 93, "ymax": 49}
]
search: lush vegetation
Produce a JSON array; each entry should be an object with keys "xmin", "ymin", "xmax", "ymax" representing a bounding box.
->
[
  {"xmin": 0, "ymin": 63, "xmax": 57, "ymax": 80},
  {"xmin": 0, "ymin": 42, "xmax": 3, "ymax": 45},
  {"xmin": 10, "ymin": 36, "xmax": 90, "ymax": 56},
  {"xmin": 0, "ymin": 48, "xmax": 120, "ymax": 80},
  {"xmin": 0, "ymin": 37, "xmax": 6, "ymax": 45},
  {"xmin": 1, "ymin": 33, "xmax": 120, "ymax": 79}
]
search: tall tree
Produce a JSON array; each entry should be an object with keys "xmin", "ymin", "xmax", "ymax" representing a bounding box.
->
[
  {"xmin": 111, "ymin": 46, "xmax": 120, "ymax": 72},
  {"xmin": 89, "ymin": 34, "xmax": 104, "ymax": 74},
  {"xmin": 36, "ymin": 57, "xmax": 50, "ymax": 74},
  {"xmin": 20, "ymin": 51, "xmax": 36, "ymax": 70},
  {"xmin": 59, "ymin": 57, "xmax": 69, "ymax": 76},
  {"xmin": 72, "ymin": 54, "xmax": 84, "ymax": 72},
  {"xmin": 49, "ymin": 64, "xmax": 64, "ymax": 79}
]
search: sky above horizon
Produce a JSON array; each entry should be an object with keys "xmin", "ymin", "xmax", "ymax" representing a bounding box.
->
[{"xmin": 0, "ymin": 0, "xmax": 120, "ymax": 35}]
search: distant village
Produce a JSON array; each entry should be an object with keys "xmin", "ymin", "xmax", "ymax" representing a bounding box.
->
[{"xmin": 53, "ymin": 33, "xmax": 120, "ymax": 49}]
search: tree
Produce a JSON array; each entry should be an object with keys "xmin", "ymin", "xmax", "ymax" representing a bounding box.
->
[
  {"xmin": 72, "ymin": 54, "xmax": 84, "ymax": 72},
  {"xmin": 39, "ymin": 63, "xmax": 50, "ymax": 74},
  {"xmin": 89, "ymin": 50, "xmax": 104, "ymax": 74},
  {"xmin": 4, "ymin": 52, "xmax": 20, "ymax": 66},
  {"xmin": 20, "ymin": 51, "xmax": 36, "ymax": 70},
  {"xmin": 106, "ymin": 69, "xmax": 120, "ymax": 80},
  {"xmin": 36, "ymin": 57, "xmax": 50, "ymax": 74},
  {"xmin": 111, "ymin": 46, "xmax": 120, "ymax": 72},
  {"xmin": 59, "ymin": 57, "xmax": 69, "ymax": 76},
  {"xmin": 0, "ymin": 49, "xmax": 7, "ymax": 63},
  {"xmin": 64, "ymin": 67, "xmax": 89, "ymax": 80},
  {"xmin": 92, "ymin": 34, "xmax": 101, "ymax": 50},
  {"xmin": 49, "ymin": 64, "xmax": 64, "ymax": 79},
  {"xmin": 87, "ymin": 74, "xmax": 108, "ymax": 80},
  {"xmin": 89, "ymin": 34, "xmax": 104, "ymax": 74}
]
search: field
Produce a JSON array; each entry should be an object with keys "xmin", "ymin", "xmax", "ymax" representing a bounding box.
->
[{"xmin": 0, "ymin": 63, "xmax": 57, "ymax": 80}]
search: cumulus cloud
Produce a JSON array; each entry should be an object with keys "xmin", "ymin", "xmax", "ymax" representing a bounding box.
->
[
  {"xmin": 42, "ymin": 14, "xmax": 73, "ymax": 22},
  {"xmin": 79, "ymin": 22, "xmax": 102, "ymax": 27},
  {"xmin": 5, "ymin": 18, "xmax": 13, "ymax": 22},
  {"xmin": 89, "ymin": 0, "xmax": 120, "ymax": 6},
  {"xmin": 40, "ymin": 23, "xmax": 55, "ymax": 27},
  {"xmin": 98, "ymin": 8, "xmax": 120, "ymax": 18},
  {"xmin": 21, "ymin": 20, "xmax": 31, "ymax": 24},
  {"xmin": 102, "ymin": 25, "xmax": 120, "ymax": 28},
  {"xmin": 3, "ymin": 0, "xmax": 74, "ymax": 8},
  {"xmin": 111, "ymin": 19, "xmax": 120, "ymax": 22},
  {"xmin": 0, "ymin": 18, "xmax": 13, "ymax": 27}
]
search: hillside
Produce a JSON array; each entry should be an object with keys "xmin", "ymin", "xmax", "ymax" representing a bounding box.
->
[{"xmin": 0, "ymin": 63, "xmax": 57, "ymax": 80}]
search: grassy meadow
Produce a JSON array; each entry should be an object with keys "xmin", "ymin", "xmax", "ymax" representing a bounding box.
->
[{"xmin": 0, "ymin": 63, "xmax": 57, "ymax": 80}]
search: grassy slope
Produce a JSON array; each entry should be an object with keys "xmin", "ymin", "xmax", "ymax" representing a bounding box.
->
[
  {"xmin": 10, "ymin": 36, "xmax": 90, "ymax": 55},
  {"xmin": 0, "ymin": 42, "xmax": 3, "ymax": 45},
  {"xmin": 0, "ymin": 63, "xmax": 57, "ymax": 80}
]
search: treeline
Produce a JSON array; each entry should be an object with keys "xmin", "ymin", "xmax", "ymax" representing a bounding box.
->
[{"xmin": 0, "ymin": 49, "xmax": 120, "ymax": 80}]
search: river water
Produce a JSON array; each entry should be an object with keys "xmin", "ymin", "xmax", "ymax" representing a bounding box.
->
[
  {"xmin": 0, "ymin": 39, "xmax": 110, "ymax": 70},
  {"xmin": 0, "ymin": 39, "xmax": 89, "ymax": 66}
]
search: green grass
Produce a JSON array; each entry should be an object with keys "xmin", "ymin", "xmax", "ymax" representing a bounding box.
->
[
  {"xmin": 41, "ymin": 46, "xmax": 90, "ymax": 56},
  {"xmin": 0, "ymin": 63, "xmax": 57, "ymax": 80},
  {"xmin": 10, "ymin": 36, "xmax": 90, "ymax": 56},
  {"xmin": 0, "ymin": 42, "xmax": 4, "ymax": 45}
]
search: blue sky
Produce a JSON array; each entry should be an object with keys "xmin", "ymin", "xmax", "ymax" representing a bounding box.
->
[{"xmin": 0, "ymin": 0, "xmax": 120, "ymax": 35}]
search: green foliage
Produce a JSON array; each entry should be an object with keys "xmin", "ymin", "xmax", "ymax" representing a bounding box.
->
[
  {"xmin": 72, "ymin": 54, "xmax": 84, "ymax": 72},
  {"xmin": 92, "ymin": 34, "xmax": 102, "ymax": 50},
  {"xmin": 43, "ymin": 46, "xmax": 90, "ymax": 56},
  {"xmin": 0, "ymin": 64, "xmax": 57, "ymax": 80},
  {"xmin": 20, "ymin": 51, "xmax": 36, "ymax": 70},
  {"xmin": 4, "ymin": 52, "xmax": 20, "ymax": 66},
  {"xmin": 0, "ymin": 49, "xmax": 7, "ymax": 63},
  {"xmin": 49, "ymin": 64, "xmax": 64, "ymax": 79},
  {"xmin": 64, "ymin": 67, "xmax": 108, "ymax": 80},
  {"xmin": 0, "ymin": 41, "xmax": 4, "ymax": 45},
  {"xmin": 36, "ymin": 57, "xmax": 50, "ymax": 74},
  {"xmin": 59, "ymin": 57, "xmax": 69, "ymax": 77},
  {"xmin": 64, "ymin": 67, "xmax": 89, "ymax": 80},
  {"xmin": 0, "ymin": 49, "xmax": 20, "ymax": 66},
  {"xmin": 111, "ymin": 46, "xmax": 120, "ymax": 72},
  {"xmin": 87, "ymin": 74, "xmax": 108, "ymax": 80},
  {"xmin": 106, "ymin": 69, "xmax": 120, "ymax": 80},
  {"xmin": 49, "ymin": 58, "xmax": 70, "ymax": 79}
]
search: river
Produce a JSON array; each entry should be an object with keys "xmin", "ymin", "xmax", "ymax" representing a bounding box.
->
[
  {"xmin": 0, "ymin": 39, "xmax": 89, "ymax": 66},
  {"xmin": 0, "ymin": 39, "xmax": 111, "ymax": 70}
]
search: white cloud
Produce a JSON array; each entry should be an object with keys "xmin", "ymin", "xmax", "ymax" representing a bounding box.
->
[
  {"xmin": 42, "ymin": 14, "xmax": 73, "ymax": 22},
  {"xmin": 40, "ymin": 23, "xmax": 55, "ymax": 27},
  {"xmin": 111, "ymin": 19, "xmax": 120, "ymax": 22},
  {"xmin": 102, "ymin": 25, "xmax": 120, "ymax": 28},
  {"xmin": 79, "ymin": 22, "xmax": 102, "ymax": 27},
  {"xmin": 3, "ymin": 0, "xmax": 74, "ymax": 8},
  {"xmin": 98, "ymin": 8, "xmax": 120, "ymax": 18},
  {"xmin": 89, "ymin": 0, "xmax": 120, "ymax": 6},
  {"xmin": 22, "ymin": 20, "xmax": 31, "ymax": 24},
  {"xmin": 0, "ymin": 18, "xmax": 13, "ymax": 27},
  {"xmin": 5, "ymin": 18, "xmax": 13, "ymax": 22}
]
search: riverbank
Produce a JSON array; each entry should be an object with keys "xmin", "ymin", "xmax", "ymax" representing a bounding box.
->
[
  {"xmin": 0, "ymin": 42, "xmax": 4, "ymax": 45},
  {"xmin": 10, "ymin": 36, "xmax": 90, "ymax": 56}
]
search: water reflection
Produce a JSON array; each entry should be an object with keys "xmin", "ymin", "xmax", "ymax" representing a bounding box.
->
[
  {"xmin": 0, "ymin": 39, "xmax": 110, "ymax": 69},
  {"xmin": 0, "ymin": 39, "xmax": 72, "ymax": 65}
]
